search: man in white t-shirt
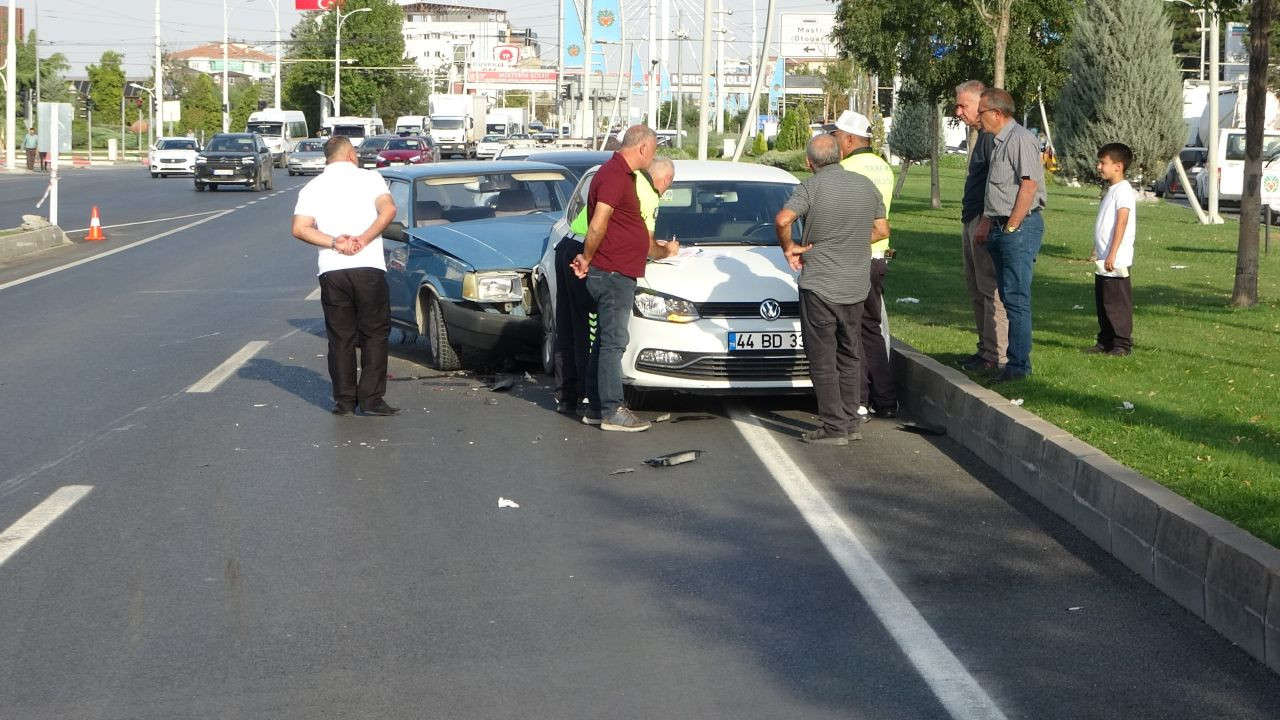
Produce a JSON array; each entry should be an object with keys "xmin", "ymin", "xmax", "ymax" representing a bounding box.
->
[
  {"xmin": 1085, "ymin": 142, "xmax": 1136, "ymax": 357},
  {"xmin": 292, "ymin": 136, "xmax": 399, "ymax": 415}
]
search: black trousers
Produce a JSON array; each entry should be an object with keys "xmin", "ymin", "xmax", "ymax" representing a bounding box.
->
[
  {"xmin": 319, "ymin": 268, "xmax": 391, "ymax": 410},
  {"xmin": 800, "ymin": 290, "xmax": 864, "ymax": 435},
  {"xmin": 859, "ymin": 257, "xmax": 897, "ymax": 411},
  {"xmin": 1094, "ymin": 274, "xmax": 1133, "ymax": 352},
  {"xmin": 553, "ymin": 237, "xmax": 596, "ymax": 405}
]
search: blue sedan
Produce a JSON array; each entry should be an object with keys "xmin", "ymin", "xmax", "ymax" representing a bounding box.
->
[{"xmin": 378, "ymin": 161, "xmax": 572, "ymax": 370}]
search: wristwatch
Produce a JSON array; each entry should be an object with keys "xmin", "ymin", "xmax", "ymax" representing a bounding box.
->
[{"xmin": 330, "ymin": 238, "xmax": 337, "ymax": 250}]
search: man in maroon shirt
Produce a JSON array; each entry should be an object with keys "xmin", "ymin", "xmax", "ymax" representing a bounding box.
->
[{"xmin": 570, "ymin": 125, "xmax": 667, "ymax": 432}]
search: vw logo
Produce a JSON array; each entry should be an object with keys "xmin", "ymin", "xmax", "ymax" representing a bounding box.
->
[{"xmin": 759, "ymin": 298, "xmax": 781, "ymax": 321}]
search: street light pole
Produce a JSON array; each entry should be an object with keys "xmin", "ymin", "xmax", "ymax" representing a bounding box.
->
[
  {"xmin": 6, "ymin": 0, "xmax": 17, "ymax": 170},
  {"xmin": 155, "ymin": 0, "xmax": 163, "ymax": 140},
  {"xmin": 131, "ymin": 83, "xmax": 155, "ymax": 148},
  {"xmin": 697, "ymin": 0, "xmax": 712, "ymax": 159},
  {"xmin": 1207, "ymin": 5, "xmax": 1222, "ymax": 223},
  {"xmin": 334, "ymin": 6, "xmax": 372, "ymax": 119}
]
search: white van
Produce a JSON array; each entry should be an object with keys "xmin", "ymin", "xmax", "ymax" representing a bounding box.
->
[
  {"xmin": 394, "ymin": 115, "xmax": 431, "ymax": 136},
  {"xmin": 324, "ymin": 116, "xmax": 386, "ymax": 148},
  {"xmin": 1196, "ymin": 128, "xmax": 1280, "ymax": 205},
  {"xmin": 246, "ymin": 109, "xmax": 308, "ymax": 168}
]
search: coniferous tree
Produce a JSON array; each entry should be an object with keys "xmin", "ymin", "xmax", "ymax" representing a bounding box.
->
[
  {"xmin": 887, "ymin": 89, "xmax": 938, "ymax": 198},
  {"xmin": 1055, "ymin": 0, "xmax": 1184, "ymax": 184}
]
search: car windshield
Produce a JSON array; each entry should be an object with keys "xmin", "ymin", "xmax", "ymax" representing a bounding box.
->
[
  {"xmin": 206, "ymin": 136, "xmax": 255, "ymax": 152},
  {"xmin": 246, "ymin": 121, "xmax": 282, "ymax": 136},
  {"xmin": 387, "ymin": 139, "xmax": 419, "ymax": 150},
  {"xmin": 295, "ymin": 140, "xmax": 324, "ymax": 152},
  {"xmin": 433, "ymin": 118, "xmax": 464, "ymax": 130},
  {"xmin": 654, "ymin": 181, "xmax": 798, "ymax": 246},
  {"xmin": 361, "ymin": 137, "xmax": 392, "ymax": 150},
  {"xmin": 160, "ymin": 139, "xmax": 197, "ymax": 150},
  {"xmin": 332, "ymin": 125, "xmax": 365, "ymax": 138},
  {"xmin": 1225, "ymin": 133, "xmax": 1280, "ymax": 162},
  {"xmin": 482, "ymin": 135, "xmax": 504, "ymax": 143},
  {"xmin": 413, "ymin": 173, "xmax": 566, "ymax": 224}
]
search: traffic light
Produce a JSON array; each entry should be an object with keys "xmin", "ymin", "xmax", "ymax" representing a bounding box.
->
[{"xmin": 561, "ymin": 83, "xmax": 572, "ymax": 100}]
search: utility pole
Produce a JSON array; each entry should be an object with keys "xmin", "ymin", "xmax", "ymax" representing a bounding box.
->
[
  {"xmin": 5, "ymin": 0, "xmax": 16, "ymax": 169},
  {"xmin": 156, "ymin": 0, "xmax": 163, "ymax": 141},
  {"xmin": 647, "ymin": 0, "xmax": 657, "ymax": 126},
  {"xmin": 582, "ymin": 0, "xmax": 594, "ymax": 138},
  {"xmin": 697, "ymin": 0, "xmax": 712, "ymax": 158}
]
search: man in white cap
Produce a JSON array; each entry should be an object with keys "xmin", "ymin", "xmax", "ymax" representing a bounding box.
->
[{"xmin": 827, "ymin": 110, "xmax": 898, "ymax": 420}]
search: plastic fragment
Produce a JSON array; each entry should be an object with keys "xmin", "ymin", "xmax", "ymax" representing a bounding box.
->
[
  {"xmin": 1072, "ymin": 305, "xmax": 1084, "ymax": 310},
  {"xmin": 644, "ymin": 449, "xmax": 704, "ymax": 467},
  {"xmin": 896, "ymin": 297, "xmax": 921, "ymax": 304},
  {"xmin": 1170, "ymin": 264, "xmax": 1187, "ymax": 269},
  {"xmin": 1120, "ymin": 401, "xmax": 1135, "ymax": 411},
  {"xmin": 609, "ymin": 468, "xmax": 635, "ymax": 475},
  {"xmin": 489, "ymin": 375, "xmax": 515, "ymax": 392},
  {"xmin": 1011, "ymin": 398, "xmax": 1024, "ymax": 406},
  {"xmin": 497, "ymin": 497, "xmax": 520, "ymax": 508},
  {"xmin": 654, "ymin": 413, "xmax": 672, "ymax": 422},
  {"xmin": 485, "ymin": 398, "xmax": 500, "ymax": 405}
]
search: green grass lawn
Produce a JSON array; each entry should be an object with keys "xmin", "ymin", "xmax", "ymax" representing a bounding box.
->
[{"xmin": 882, "ymin": 163, "xmax": 1280, "ymax": 546}]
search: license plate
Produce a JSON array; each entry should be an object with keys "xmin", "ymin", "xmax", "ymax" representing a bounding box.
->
[
  {"xmin": 728, "ymin": 331, "xmax": 803, "ymax": 351},
  {"xmin": 213, "ymin": 169, "xmax": 233, "ymax": 176}
]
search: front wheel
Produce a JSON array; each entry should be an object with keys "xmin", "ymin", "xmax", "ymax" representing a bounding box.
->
[
  {"xmin": 539, "ymin": 284, "xmax": 556, "ymax": 376},
  {"xmin": 195, "ymin": 182, "xmax": 206, "ymax": 192},
  {"xmin": 426, "ymin": 295, "xmax": 462, "ymax": 371}
]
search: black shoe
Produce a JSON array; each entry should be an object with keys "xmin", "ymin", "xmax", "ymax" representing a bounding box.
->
[
  {"xmin": 875, "ymin": 407, "xmax": 898, "ymax": 419},
  {"xmin": 990, "ymin": 369, "xmax": 1029, "ymax": 384},
  {"xmin": 555, "ymin": 398, "xmax": 580, "ymax": 415},
  {"xmin": 1081, "ymin": 344, "xmax": 1109, "ymax": 354},
  {"xmin": 331, "ymin": 404, "xmax": 355, "ymax": 416},
  {"xmin": 1107, "ymin": 347, "xmax": 1131, "ymax": 357},
  {"xmin": 361, "ymin": 401, "xmax": 401, "ymax": 416},
  {"xmin": 960, "ymin": 354, "xmax": 1000, "ymax": 371},
  {"xmin": 801, "ymin": 428, "xmax": 850, "ymax": 445}
]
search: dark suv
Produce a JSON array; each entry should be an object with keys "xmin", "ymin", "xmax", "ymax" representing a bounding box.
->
[
  {"xmin": 355, "ymin": 135, "xmax": 399, "ymax": 169},
  {"xmin": 194, "ymin": 133, "xmax": 274, "ymax": 192}
]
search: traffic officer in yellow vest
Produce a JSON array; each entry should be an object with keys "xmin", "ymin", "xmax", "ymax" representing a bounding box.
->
[{"xmin": 827, "ymin": 110, "xmax": 898, "ymax": 419}]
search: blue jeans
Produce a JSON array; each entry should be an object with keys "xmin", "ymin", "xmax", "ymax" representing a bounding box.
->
[
  {"xmin": 585, "ymin": 268, "xmax": 636, "ymax": 415},
  {"xmin": 985, "ymin": 211, "xmax": 1043, "ymax": 376}
]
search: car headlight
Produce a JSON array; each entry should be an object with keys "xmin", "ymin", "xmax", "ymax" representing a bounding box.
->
[
  {"xmin": 462, "ymin": 272, "xmax": 523, "ymax": 302},
  {"xmin": 634, "ymin": 289, "xmax": 699, "ymax": 323},
  {"xmin": 195, "ymin": 155, "xmax": 207, "ymax": 164},
  {"xmin": 241, "ymin": 156, "xmax": 256, "ymax": 165}
]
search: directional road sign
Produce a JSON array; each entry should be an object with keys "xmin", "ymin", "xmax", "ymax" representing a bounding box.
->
[{"xmin": 779, "ymin": 12, "xmax": 837, "ymax": 59}]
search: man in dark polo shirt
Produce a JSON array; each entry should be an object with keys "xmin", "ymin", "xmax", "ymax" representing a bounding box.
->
[
  {"xmin": 570, "ymin": 125, "xmax": 670, "ymax": 432},
  {"xmin": 773, "ymin": 134, "xmax": 889, "ymax": 445}
]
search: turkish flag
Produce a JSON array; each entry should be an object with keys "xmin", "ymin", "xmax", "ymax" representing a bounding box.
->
[{"xmin": 295, "ymin": 0, "xmax": 339, "ymax": 10}]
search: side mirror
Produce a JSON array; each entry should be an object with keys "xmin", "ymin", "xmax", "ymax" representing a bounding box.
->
[{"xmin": 385, "ymin": 221, "xmax": 407, "ymax": 243}]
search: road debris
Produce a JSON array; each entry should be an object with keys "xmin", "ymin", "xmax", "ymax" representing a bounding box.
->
[
  {"xmin": 896, "ymin": 297, "xmax": 921, "ymax": 304},
  {"xmin": 654, "ymin": 413, "xmax": 672, "ymax": 423},
  {"xmin": 1011, "ymin": 398, "xmax": 1024, "ymax": 406},
  {"xmin": 497, "ymin": 497, "xmax": 520, "ymax": 508},
  {"xmin": 1170, "ymin": 264, "xmax": 1187, "ymax": 270},
  {"xmin": 1072, "ymin": 305, "xmax": 1084, "ymax": 310},
  {"xmin": 609, "ymin": 468, "xmax": 636, "ymax": 475},
  {"xmin": 1119, "ymin": 401, "xmax": 1135, "ymax": 411},
  {"xmin": 644, "ymin": 449, "xmax": 704, "ymax": 467},
  {"xmin": 489, "ymin": 375, "xmax": 516, "ymax": 392},
  {"xmin": 484, "ymin": 398, "xmax": 500, "ymax": 405}
]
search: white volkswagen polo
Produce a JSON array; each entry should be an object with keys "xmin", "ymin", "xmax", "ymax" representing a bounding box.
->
[{"xmin": 535, "ymin": 160, "xmax": 809, "ymax": 408}]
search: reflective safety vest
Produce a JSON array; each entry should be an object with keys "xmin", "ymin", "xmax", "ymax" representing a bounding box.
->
[
  {"xmin": 570, "ymin": 171, "xmax": 659, "ymax": 236},
  {"xmin": 841, "ymin": 150, "xmax": 894, "ymax": 255}
]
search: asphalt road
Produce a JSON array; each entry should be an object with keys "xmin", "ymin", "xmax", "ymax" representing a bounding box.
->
[{"xmin": 2, "ymin": 165, "xmax": 1279, "ymax": 719}]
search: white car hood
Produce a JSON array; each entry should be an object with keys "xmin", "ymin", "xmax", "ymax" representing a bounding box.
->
[
  {"xmin": 155, "ymin": 149, "xmax": 197, "ymax": 160},
  {"xmin": 639, "ymin": 245, "xmax": 798, "ymax": 303}
]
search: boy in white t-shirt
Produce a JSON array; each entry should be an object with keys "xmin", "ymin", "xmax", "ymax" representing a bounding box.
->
[{"xmin": 1084, "ymin": 143, "xmax": 1136, "ymax": 356}]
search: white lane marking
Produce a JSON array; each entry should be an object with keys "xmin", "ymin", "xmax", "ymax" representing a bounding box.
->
[
  {"xmin": 64, "ymin": 209, "xmax": 223, "ymax": 234},
  {"xmin": 187, "ymin": 340, "xmax": 269, "ymax": 393},
  {"xmin": 726, "ymin": 403, "xmax": 1008, "ymax": 720},
  {"xmin": 0, "ymin": 486, "xmax": 93, "ymax": 567},
  {"xmin": 247, "ymin": 200, "xmax": 259, "ymax": 205},
  {"xmin": 305, "ymin": 287, "xmax": 321, "ymax": 301},
  {"xmin": 0, "ymin": 210, "xmax": 235, "ymax": 293},
  {"xmin": 235, "ymin": 204, "xmax": 248, "ymax": 209}
]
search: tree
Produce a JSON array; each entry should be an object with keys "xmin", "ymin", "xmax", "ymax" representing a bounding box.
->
[
  {"xmin": 86, "ymin": 52, "xmax": 126, "ymax": 129},
  {"xmin": 775, "ymin": 99, "xmax": 811, "ymax": 152},
  {"xmin": 283, "ymin": 0, "xmax": 416, "ymax": 131},
  {"xmin": 179, "ymin": 73, "xmax": 222, "ymax": 137},
  {"xmin": 1226, "ymin": 0, "xmax": 1271, "ymax": 306},
  {"xmin": 887, "ymin": 88, "xmax": 939, "ymax": 199},
  {"xmin": 16, "ymin": 31, "xmax": 73, "ymax": 104},
  {"xmin": 1055, "ymin": 0, "xmax": 1185, "ymax": 185},
  {"xmin": 971, "ymin": 0, "xmax": 1015, "ymax": 87},
  {"xmin": 230, "ymin": 82, "xmax": 263, "ymax": 132}
]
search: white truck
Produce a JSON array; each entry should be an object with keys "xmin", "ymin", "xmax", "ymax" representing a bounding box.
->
[
  {"xmin": 429, "ymin": 94, "xmax": 488, "ymax": 158},
  {"xmin": 323, "ymin": 116, "xmax": 386, "ymax": 148},
  {"xmin": 394, "ymin": 115, "xmax": 431, "ymax": 136},
  {"xmin": 1192, "ymin": 88, "xmax": 1280, "ymax": 206},
  {"xmin": 484, "ymin": 107, "xmax": 528, "ymax": 137}
]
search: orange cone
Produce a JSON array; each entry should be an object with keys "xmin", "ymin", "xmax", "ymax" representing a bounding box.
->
[{"xmin": 86, "ymin": 206, "xmax": 105, "ymax": 242}]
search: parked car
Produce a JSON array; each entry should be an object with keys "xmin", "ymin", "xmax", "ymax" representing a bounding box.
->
[
  {"xmin": 533, "ymin": 131, "xmax": 558, "ymax": 144},
  {"xmin": 355, "ymin": 135, "xmax": 400, "ymax": 169},
  {"xmin": 513, "ymin": 149, "xmax": 613, "ymax": 198},
  {"xmin": 476, "ymin": 134, "xmax": 508, "ymax": 160},
  {"xmin": 193, "ymin": 133, "xmax": 273, "ymax": 192},
  {"xmin": 149, "ymin": 137, "xmax": 200, "ymax": 177},
  {"xmin": 286, "ymin": 138, "xmax": 327, "ymax": 176},
  {"xmin": 1154, "ymin": 147, "xmax": 1207, "ymax": 199},
  {"xmin": 533, "ymin": 161, "xmax": 805, "ymax": 408},
  {"xmin": 378, "ymin": 161, "xmax": 573, "ymax": 370}
]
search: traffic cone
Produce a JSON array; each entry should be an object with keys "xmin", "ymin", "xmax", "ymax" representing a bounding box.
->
[{"xmin": 86, "ymin": 206, "xmax": 105, "ymax": 242}]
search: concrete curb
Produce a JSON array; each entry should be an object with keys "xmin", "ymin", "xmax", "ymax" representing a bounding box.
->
[
  {"xmin": 0, "ymin": 225, "xmax": 70, "ymax": 261},
  {"xmin": 892, "ymin": 340, "xmax": 1280, "ymax": 673}
]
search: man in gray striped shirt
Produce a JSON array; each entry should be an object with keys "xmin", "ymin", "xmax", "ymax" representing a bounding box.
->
[{"xmin": 774, "ymin": 134, "xmax": 890, "ymax": 445}]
